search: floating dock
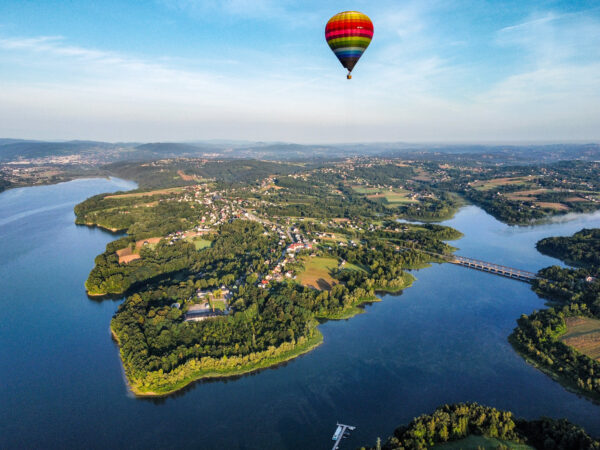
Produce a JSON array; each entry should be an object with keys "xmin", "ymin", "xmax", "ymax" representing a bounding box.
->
[{"xmin": 331, "ymin": 423, "xmax": 356, "ymax": 450}]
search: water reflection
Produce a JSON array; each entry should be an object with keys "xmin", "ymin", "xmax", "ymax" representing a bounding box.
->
[{"xmin": 1, "ymin": 183, "xmax": 600, "ymax": 449}]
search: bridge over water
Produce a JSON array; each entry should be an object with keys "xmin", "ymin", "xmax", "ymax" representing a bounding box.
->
[
  {"xmin": 400, "ymin": 247, "xmax": 538, "ymax": 283},
  {"xmin": 448, "ymin": 255, "xmax": 538, "ymax": 282}
]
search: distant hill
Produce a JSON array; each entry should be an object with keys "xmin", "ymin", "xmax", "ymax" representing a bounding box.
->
[
  {"xmin": 380, "ymin": 143, "xmax": 600, "ymax": 162},
  {"xmin": 0, "ymin": 140, "xmax": 119, "ymax": 161},
  {"xmin": 233, "ymin": 143, "xmax": 342, "ymax": 160},
  {"xmin": 133, "ymin": 142, "xmax": 218, "ymax": 157},
  {"xmin": 1, "ymin": 138, "xmax": 599, "ymax": 164},
  {"xmin": 104, "ymin": 158, "xmax": 308, "ymax": 189},
  {"xmin": 0, "ymin": 138, "xmax": 38, "ymax": 146}
]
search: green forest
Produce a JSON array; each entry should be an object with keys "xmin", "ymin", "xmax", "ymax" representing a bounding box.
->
[
  {"xmin": 510, "ymin": 229, "xmax": 600, "ymax": 401},
  {"xmin": 361, "ymin": 403, "xmax": 600, "ymax": 450},
  {"xmin": 537, "ymin": 228, "xmax": 600, "ymax": 267},
  {"xmin": 77, "ymin": 177, "xmax": 462, "ymax": 395},
  {"xmin": 108, "ymin": 221, "xmax": 456, "ymax": 395},
  {"xmin": 74, "ymin": 157, "xmax": 600, "ymax": 399}
]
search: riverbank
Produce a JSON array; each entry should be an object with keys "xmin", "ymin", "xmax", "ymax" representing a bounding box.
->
[
  {"xmin": 398, "ymin": 193, "xmax": 465, "ymax": 223},
  {"xmin": 110, "ymin": 269, "xmax": 416, "ymax": 395},
  {"xmin": 316, "ymin": 272, "xmax": 416, "ymax": 321},
  {"xmin": 361, "ymin": 402, "xmax": 600, "ymax": 450},
  {"xmin": 81, "ymin": 222, "xmax": 125, "ymax": 233},
  {"xmin": 5, "ymin": 180, "xmax": 600, "ymax": 448},
  {"xmin": 318, "ymin": 296, "xmax": 381, "ymax": 320},
  {"xmin": 0, "ymin": 173, "xmax": 110, "ymax": 195},
  {"xmin": 118, "ymin": 330, "xmax": 324, "ymax": 397},
  {"xmin": 112, "ymin": 273, "xmax": 416, "ymax": 396},
  {"xmin": 508, "ymin": 335, "xmax": 600, "ymax": 405}
]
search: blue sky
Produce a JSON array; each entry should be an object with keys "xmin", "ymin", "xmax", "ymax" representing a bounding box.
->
[{"xmin": 1, "ymin": 0, "xmax": 599, "ymax": 143}]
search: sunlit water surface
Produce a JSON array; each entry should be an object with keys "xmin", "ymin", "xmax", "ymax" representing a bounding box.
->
[{"xmin": 1, "ymin": 180, "xmax": 599, "ymax": 449}]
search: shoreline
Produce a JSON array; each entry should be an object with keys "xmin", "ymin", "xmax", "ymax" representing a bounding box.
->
[
  {"xmin": 0, "ymin": 174, "xmax": 112, "ymax": 195},
  {"xmin": 112, "ymin": 272, "xmax": 417, "ymax": 397},
  {"xmin": 121, "ymin": 330, "xmax": 324, "ymax": 397},
  {"xmin": 398, "ymin": 193, "xmax": 465, "ymax": 223},
  {"xmin": 77, "ymin": 189, "xmax": 439, "ymax": 398},
  {"xmin": 467, "ymin": 201, "xmax": 600, "ymax": 227},
  {"xmin": 508, "ymin": 336, "xmax": 600, "ymax": 405},
  {"xmin": 98, "ymin": 235, "xmax": 420, "ymax": 395},
  {"xmin": 80, "ymin": 222, "xmax": 125, "ymax": 233},
  {"xmin": 316, "ymin": 272, "xmax": 416, "ymax": 321}
]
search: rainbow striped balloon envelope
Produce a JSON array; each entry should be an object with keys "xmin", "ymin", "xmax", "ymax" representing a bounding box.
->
[{"xmin": 325, "ymin": 11, "xmax": 374, "ymax": 79}]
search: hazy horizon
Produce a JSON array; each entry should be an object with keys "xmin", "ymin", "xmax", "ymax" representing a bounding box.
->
[{"xmin": 2, "ymin": 137, "xmax": 599, "ymax": 147}]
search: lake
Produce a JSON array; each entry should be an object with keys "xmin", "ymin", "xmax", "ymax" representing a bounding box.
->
[{"xmin": 1, "ymin": 178, "xmax": 599, "ymax": 449}]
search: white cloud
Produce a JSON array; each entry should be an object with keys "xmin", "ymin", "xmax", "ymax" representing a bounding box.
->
[
  {"xmin": 157, "ymin": 0, "xmax": 318, "ymax": 26},
  {"xmin": 496, "ymin": 10, "xmax": 600, "ymax": 66},
  {"xmin": 0, "ymin": 33, "xmax": 342, "ymax": 141},
  {"xmin": 1, "ymin": 3, "xmax": 600, "ymax": 143},
  {"xmin": 464, "ymin": 9, "xmax": 600, "ymax": 139}
]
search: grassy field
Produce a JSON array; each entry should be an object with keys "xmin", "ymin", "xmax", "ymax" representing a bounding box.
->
[
  {"xmin": 350, "ymin": 185, "xmax": 381, "ymax": 194},
  {"xmin": 297, "ymin": 256, "xmax": 339, "ymax": 290},
  {"xmin": 382, "ymin": 190, "xmax": 417, "ymax": 204},
  {"xmin": 116, "ymin": 237, "xmax": 162, "ymax": 263},
  {"xmin": 342, "ymin": 261, "xmax": 368, "ymax": 272},
  {"xmin": 474, "ymin": 179, "xmax": 596, "ymax": 213},
  {"xmin": 561, "ymin": 316, "xmax": 600, "ymax": 360},
  {"xmin": 412, "ymin": 168, "xmax": 433, "ymax": 181},
  {"xmin": 508, "ymin": 188, "xmax": 547, "ymax": 196},
  {"xmin": 471, "ymin": 176, "xmax": 536, "ymax": 191},
  {"xmin": 297, "ymin": 256, "xmax": 366, "ymax": 290},
  {"xmin": 536, "ymin": 202, "xmax": 569, "ymax": 211},
  {"xmin": 354, "ymin": 187, "xmax": 418, "ymax": 206},
  {"xmin": 190, "ymin": 237, "xmax": 212, "ymax": 250},
  {"xmin": 496, "ymin": 186, "xmax": 600, "ymax": 212},
  {"xmin": 116, "ymin": 235, "xmax": 210, "ymax": 263},
  {"xmin": 433, "ymin": 435, "xmax": 533, "ymax": 449},
  {"xmin": 503, "ymin": 188, "xmax": 570, "ymax": 211},
  {"xmin": 209, "ymin": 299, "xmax": 227, "ymax": 311},
  {"xmin": 351, "ymin": 184, "xmax": 418, "ymax": 206},
  {"xmin": 176, "ymin": 170, "xmax": 207, "ymax": 182},
  {"xmin": 105, "ymin": 187, "xmax": 183, "ymax": 199}
]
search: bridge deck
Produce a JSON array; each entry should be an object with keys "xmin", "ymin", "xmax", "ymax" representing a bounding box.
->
[
  {"xmin": 399, "ymin": 246, "xmax": 538, "ymax": 282},
  {"xmin": 451, "ymin": 256, "xmax": 537, "ymax": 281}
]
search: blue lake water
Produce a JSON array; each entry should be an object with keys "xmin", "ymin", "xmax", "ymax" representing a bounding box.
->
[{"xmin": 1, "ymin": 178, "xmax": 599, "ymax": 449}]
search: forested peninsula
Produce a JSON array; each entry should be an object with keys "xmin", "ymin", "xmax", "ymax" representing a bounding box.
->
[
  {"xmin": 536, "ymin": 229, "xmax": 600, "ymax": 268},
  {"xmin": 361, "ymin": 403, "xmax": 600, "ymax": 450},
  {"xmin": 74, "ymin": 157, "xmax": 600, "ymax": 399},
  {"xmin": 510, "ymin": 229, "xmax": 600, "ymax": 401},
  {"xmin": 76, "ymin": 160, "xmax": 462, "ymax": 396}
]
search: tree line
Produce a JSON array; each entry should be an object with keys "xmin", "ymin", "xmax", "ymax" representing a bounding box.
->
[
  {"xmin": 510, "ymin": 228, "xmax": 600, "ymax": 401},
  {"xmin": 361, "ymin": 403, "xmax": 599, "ymax": 450},
  {"xmin": 537, "ymin": 228, "xmax": 600, "ymax": 268}
]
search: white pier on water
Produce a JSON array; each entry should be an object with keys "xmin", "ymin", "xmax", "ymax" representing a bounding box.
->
[{"xmin": 331, "ymin": 423, "xmax": 356, "ymax": 450}]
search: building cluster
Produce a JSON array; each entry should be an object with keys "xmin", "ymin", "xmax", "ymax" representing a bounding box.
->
[
  {"xmin": 165, "ymin": 226, "xmax": 212, "ymax": 245},
  {"xmin": 183, "ymin": 187, "xmax": 247, "ymax": 226},
  {"xmin": 184, "ymin": 285, "xmax": 232, "ymax": 322},
  {"xmin": 257, "ymin": 224, "xmax": 314, "ymax": 287}
]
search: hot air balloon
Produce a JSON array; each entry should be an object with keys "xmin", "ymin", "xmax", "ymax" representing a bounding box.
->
[{"xmin": 325, "ymin": 11, "xmax": 374, "ymax": 79}]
